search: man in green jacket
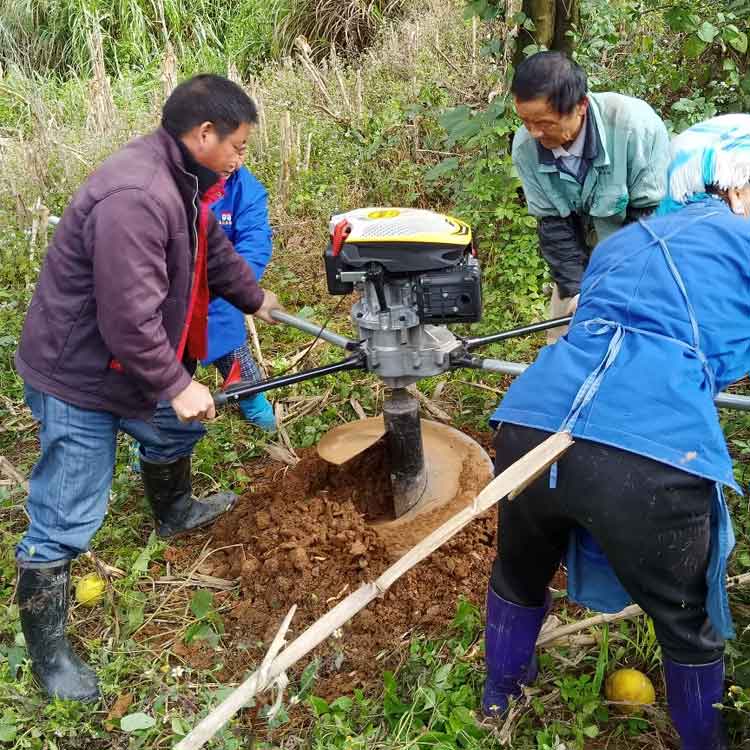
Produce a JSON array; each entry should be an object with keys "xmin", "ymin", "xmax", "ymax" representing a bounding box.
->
[{"xmin": 511, "ymin": 52, "xmax": 669, "ymax": 341}]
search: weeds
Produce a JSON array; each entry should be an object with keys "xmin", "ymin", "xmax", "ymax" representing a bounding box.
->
[{"xmin": 0, "ymin": 0, "xmax": 749, "ymax": 748}]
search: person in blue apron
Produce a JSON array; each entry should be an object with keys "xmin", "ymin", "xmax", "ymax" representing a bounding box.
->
[
  {"xmin": 484, "ymin": 114, "xmax": 750, "ymax": 750},
  {"xmin": 203, "ymin": 156, "xmax": 277, "ymax": 431}
]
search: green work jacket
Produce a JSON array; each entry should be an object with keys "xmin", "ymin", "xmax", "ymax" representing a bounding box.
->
[{"xmin": 512, "ymin": 92, "xmax": 670, "ymax": 243}]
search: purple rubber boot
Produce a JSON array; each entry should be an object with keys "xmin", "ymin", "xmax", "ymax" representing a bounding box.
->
[
  {"xmin": 663, "ymin": 657, "xmax": 728, "ymax": 750},
  {"xmin": 482, "ymin": 585, "xmax": 549, "ymax": 716}
]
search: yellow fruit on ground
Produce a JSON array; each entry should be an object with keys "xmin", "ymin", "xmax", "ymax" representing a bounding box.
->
[
  {"xmin": 75, "ymin": 573, "xmax": 106, "ymax": 606},
  {"xmin": 604, "ymin": 668, "xmax": 656, "ymax": 714}
]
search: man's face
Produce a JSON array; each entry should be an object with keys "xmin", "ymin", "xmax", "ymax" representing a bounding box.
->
[
  {"xmin": 190, "ymin": 121, "xmax": 250, "ymax": 176},
  {"xmin": 220, "ymin": 139, "xmax": 248, "ymax": 180},
  {"xmin": 514, "ymin": 96, "xmax": 588, "ymax": 150}
]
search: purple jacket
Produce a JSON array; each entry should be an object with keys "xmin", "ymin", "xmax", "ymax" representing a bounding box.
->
[{"xmin": 15, "ymin": 128, "xmax": 265, "ymax": 419}]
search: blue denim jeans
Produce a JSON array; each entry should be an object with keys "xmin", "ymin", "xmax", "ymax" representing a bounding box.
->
[{"xmin": 16, "ymin": 385, "xmax": 206, "ymax": 565}]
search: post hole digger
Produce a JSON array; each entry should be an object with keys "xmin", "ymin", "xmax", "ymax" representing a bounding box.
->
[{"xmin": 212, "ymin": 206, "xmax": 750, "ymax": 523}]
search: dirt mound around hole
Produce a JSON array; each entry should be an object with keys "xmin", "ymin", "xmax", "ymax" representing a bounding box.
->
[{"xmin": 181, "ymin": 429, "xmax": 497, "ymax": 703}]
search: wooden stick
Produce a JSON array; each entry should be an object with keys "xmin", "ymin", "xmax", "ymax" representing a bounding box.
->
[
  {"xmin": 174, "ymin": 432, "xmax": 573, "ymax": 750},
  {"xmin": 244, "ymin": 315, "xmax": 267, "ymax": 377},
  {"xmin": 177, "ymin": 605, "xmax": 296, "ymax": 750}
]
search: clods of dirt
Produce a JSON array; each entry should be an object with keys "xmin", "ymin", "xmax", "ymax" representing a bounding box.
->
[{"xmin": 176, "ymin": 428, "xmax": 524, "ymax": 707}]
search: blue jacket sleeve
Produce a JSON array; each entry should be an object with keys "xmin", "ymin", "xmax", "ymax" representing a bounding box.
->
[{"xmin": 231, "ymin": 168, "xmax": 273, "ymax": 281}]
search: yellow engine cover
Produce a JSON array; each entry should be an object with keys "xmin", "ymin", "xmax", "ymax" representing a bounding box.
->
[{"xmin": 330, "ymin": 207, "xmax": 471, "ymax": 247}]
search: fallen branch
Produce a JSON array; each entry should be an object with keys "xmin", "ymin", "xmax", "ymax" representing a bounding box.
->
[
  {"xmin": 85, "ymin": 550, "xmax": 125, "ymax": 579},
  {"xmin": 0, "ymin": 455, "xmax": 29, "ymax": 492},
  {"xmin": 536, "ymin": 605, "xmax": 643, "ymax": 647},
  {"xmin": 0, "ymin": 455, "xmax": 31, "ymax": 521},
  {"xmin": 174, "ymin": 432, "xmax": 573, "ymax": 750},
  {"xmin": 407, "ymin": 385, "xmax": 452, "ymax": 423},
  {"xmin": 150, "ymin": 573, "xmax": 237, "ymax": 590},
  {"xmin": 537, "ymin": 570, "xmax": 750, "ymax": 647}
]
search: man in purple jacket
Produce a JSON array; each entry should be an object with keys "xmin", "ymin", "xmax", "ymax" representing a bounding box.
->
[{"xmin": 14, "ymin": 74, "xmax": 280, "ymax": 702}]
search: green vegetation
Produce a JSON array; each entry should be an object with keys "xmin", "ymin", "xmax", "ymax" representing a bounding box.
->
[
  {"xmin": 0, "ymin": 0, "xmax": 749, "ymax": 748},
  {"xmin": 0, "ymin": 0, "xmax": 406, "ymax": 76}
]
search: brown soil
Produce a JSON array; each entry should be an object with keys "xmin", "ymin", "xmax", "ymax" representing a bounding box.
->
[
  {"xmin": 171, "ymin": 430, "xmax": 488, "ymax": 696},
  {"xmin": 173, "ymin": 427, "xmax": 568, "ymax": 719}
]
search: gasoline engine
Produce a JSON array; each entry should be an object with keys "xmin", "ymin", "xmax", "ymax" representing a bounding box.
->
[
  {"xmin": 214, "ymin": 208, "xmax": 572, "ymax": 519},
  {"xmin": 324, "ymin": 208, "xmax": 481, "ymax": 387}
]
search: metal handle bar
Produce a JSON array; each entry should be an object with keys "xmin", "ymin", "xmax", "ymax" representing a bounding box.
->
[{"xmin": 270, "ymin": 309, "xmax": 359, "ymax": 351}]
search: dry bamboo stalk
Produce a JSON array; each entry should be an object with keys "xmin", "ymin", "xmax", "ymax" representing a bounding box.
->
[
  {"xmin": 274, "ymin": 403, "xmax": 298, "ymax": 459},
  {"xmin": 28, "ymin": 197, "xmax": 48, "ymax": 259},
  {"xmin": 85, "ymin": 550, "xmax": 125, "ymax": 579},
  {"xmin": 282, "ymin": 395, "xmax": 329, "ymax": 425},
  {"xmin": 278, "ymin": 110, "xmax": 294, "ymax": 203},
  {"xmin": 244, "ymin": 316, "xmax": 267, "ymax": 376},
  {"xmin": 161, "ymin": 40, "xmax": 177, "ymax": 100},
  {"xmin": 294, "ymin": 37, "xmax": 337, "ymax": 112},
  {"xmin": 248, "ymin": 78, "xmax": 268, "ymax": 156},
  {"xmin": 295, "ymin": 123, "xmax": 302, "ymax": 172},
  {"xmin": 536, "ymin": 605, "xmax": 643, "ymax": 647},
  {"xmin": 335, "ymin": 68, "xmax": 353, "ymax": 118},
  {"xmin": 152, "ymin": 573, "xmax": 237, "ymax": 590},
  {"xmin": 303, "ymin": 132, "xmax": 312, "ymax": 171},
  {"xmin": 350, "ymin": 398, "xmax": 367, "ymax": 420},
  {"xmin": 355, "ymin": 68, "xmax": 364, "ymax": 122},
  {"xmin": 227, "ymin": 60, "xmax": 241, "ymax": 85},
  {"xmin": 174, "ymin": 432, "xmax": 573, "ymax": 750},
  {"xmin": 286, "ymin": 337, "xmax": 323, "ymax": 367},
  {"xmin": 406, "ymin": 384, "xmax": 451, "ymax": 422},
  {"xmin": 472, "ymin": 15, "xmax": 478, "ymax": 78},
  {"xmin": 85, "ymin": 20, "xmax": 115, "ymax": 134}
]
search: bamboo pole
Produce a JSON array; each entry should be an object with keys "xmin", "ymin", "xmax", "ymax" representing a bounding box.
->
[{"xmin": 174, "ymin": 432, "xmax": 573, "ymax": 750}]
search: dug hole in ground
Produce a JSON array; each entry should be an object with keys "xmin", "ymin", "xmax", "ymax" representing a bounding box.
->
[{"xmin": 164, "ymin": 423, "xmax": 566, "ymax": 730}]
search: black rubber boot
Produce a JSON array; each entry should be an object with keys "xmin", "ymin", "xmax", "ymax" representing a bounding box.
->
[
  {"xmin": 17, "ymin": 562, "xmax": 100, "ymax": 702},
  {"xmin": 141, "ymin": 455, "xmax": 237, "ymax": 538}
]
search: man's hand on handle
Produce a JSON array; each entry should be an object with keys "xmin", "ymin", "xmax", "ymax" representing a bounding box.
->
[
  {"xmin": 171, "ymin": 380, "xmax": 216, "ymax": 422},
  {"xmin": 253, "ymin": 290, "xmax": 282, "ymax": 325},
  {"xmin": 172, "ymin": 290, "xmax": 282, "ymax": 422}
]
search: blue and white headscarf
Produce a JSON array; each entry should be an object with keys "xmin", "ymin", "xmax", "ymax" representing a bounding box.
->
[{"xmin": 657, "ymin": 113, "xmax": 750, "ymax": 215}]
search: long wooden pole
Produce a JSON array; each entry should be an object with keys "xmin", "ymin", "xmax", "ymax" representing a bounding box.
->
[{"xmin": 174, "ymin": 432, "xmax": 573, "ymax": 750}]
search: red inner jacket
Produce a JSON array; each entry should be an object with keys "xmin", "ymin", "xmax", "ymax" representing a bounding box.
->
[{"xmin": 177, "ymin": 179, "xmax": 226, "ymax": 362}]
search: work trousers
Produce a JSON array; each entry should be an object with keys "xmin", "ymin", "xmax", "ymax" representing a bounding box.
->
[
  {"xmin": 490, "ymin": 424, "xmax": 724, "ymax": 664},
  {"xmin": 16, "ymin": 385, "xmax": 205, "ymax": 565}
]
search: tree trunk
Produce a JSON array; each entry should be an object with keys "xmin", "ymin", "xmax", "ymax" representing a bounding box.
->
[
  {"xmin": 553, "ymin": 0, "xmax": 580, "ymax": 57},
  {"xmin": 513, "ymin": 0, "xmax": 579, "ymax": 65},
  {"xmin": 515, "ymin": 0, "xmax": 555, "ymax": 64}
]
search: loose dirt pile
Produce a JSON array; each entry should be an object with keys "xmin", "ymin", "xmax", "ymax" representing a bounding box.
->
[{"xmin": 177, "ymin": 431, "xmax": 497, "ymax": 701}]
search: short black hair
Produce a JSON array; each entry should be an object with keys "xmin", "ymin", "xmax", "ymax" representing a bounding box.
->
[
  {"xmin": 511, "ymin": 52, "xmax": 587, "ymax": 115},
  {"xmin": 162, "ymin": 74, "xmax": 258, "ymax": 138}
]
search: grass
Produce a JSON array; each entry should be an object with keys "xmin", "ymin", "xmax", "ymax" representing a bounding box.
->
[{"xmin": 0, "ymin": 0, "xmax": 749, "ymax": 748}]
